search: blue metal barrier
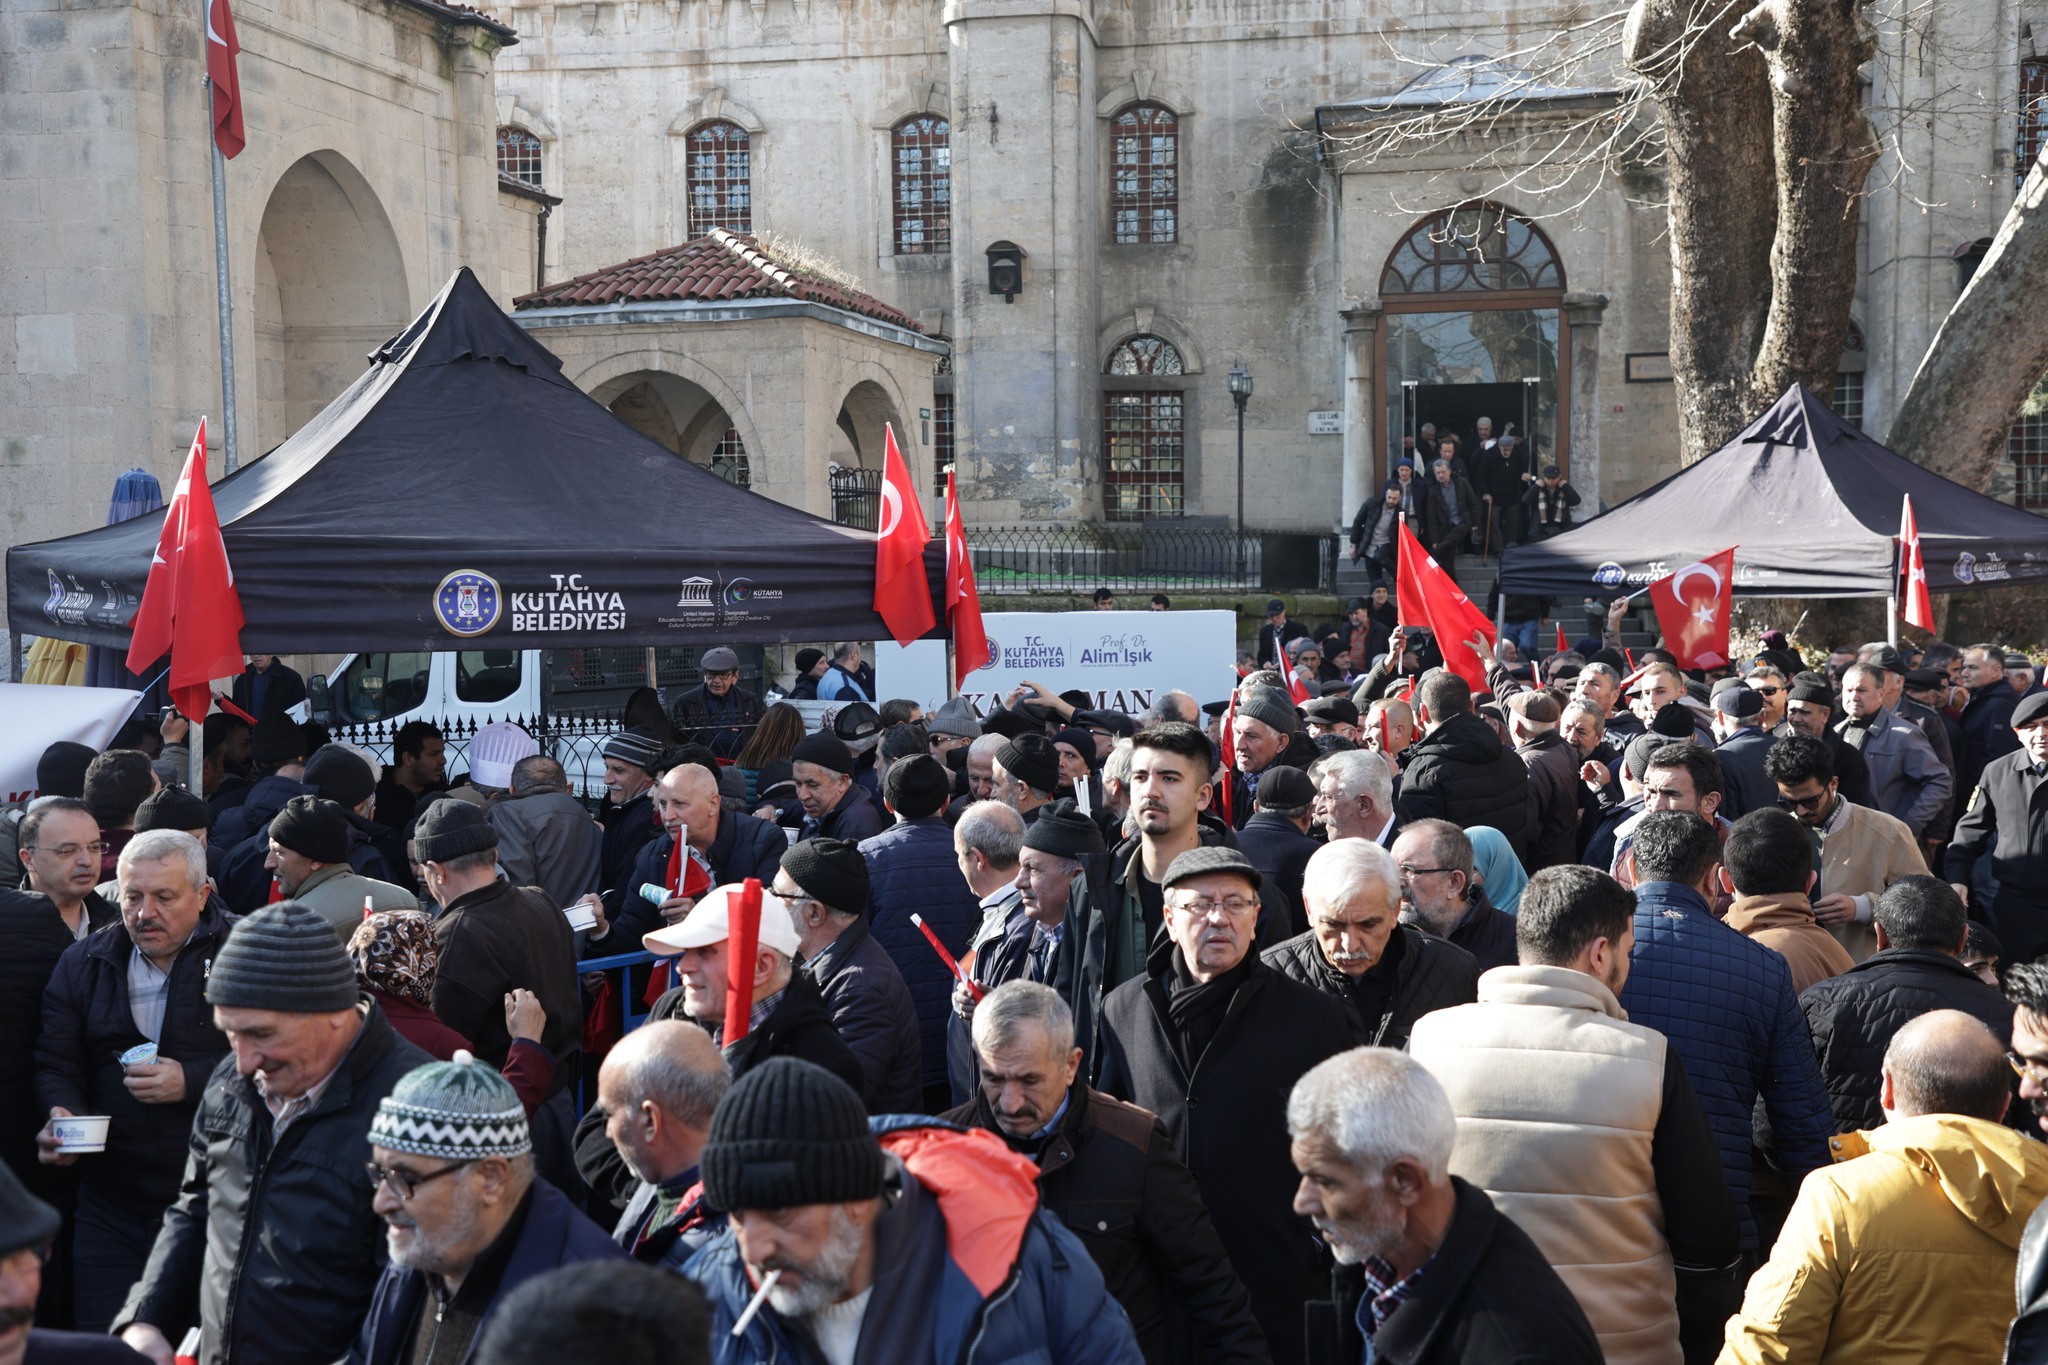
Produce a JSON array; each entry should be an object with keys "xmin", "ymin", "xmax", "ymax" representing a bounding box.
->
[{"xmin": 576, "ymin": 948, "xmax": 662, "ymax": 1117}]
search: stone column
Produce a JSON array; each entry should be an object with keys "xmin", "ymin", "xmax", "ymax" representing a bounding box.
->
[
  {"xmin": 1340, "ymin": 301, "xmax": 1383, "ymax": 530},
  {"xmin": 451, "ymin": 35, "xmax": 501, "ymax": 286},
  {"xmin": 1564, "ymin": 292, "xmax": 1609, "ymax": 508}
]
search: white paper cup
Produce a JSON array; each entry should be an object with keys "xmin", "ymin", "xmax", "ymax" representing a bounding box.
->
[
  {"xmin": 52, "ymin": 1115, "xmax": 111, "ymax": 1154},
  {"xmin": 563, "ymin": 902, "xmax": 599, "ymax": 932},
  {"xmin": 120, "ymin": 1042, "xmax": 159, "ymax": 1068}
]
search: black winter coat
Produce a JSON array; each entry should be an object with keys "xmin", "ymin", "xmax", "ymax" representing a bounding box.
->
[
  {"xmin": 115, "ymin": 1002, "xmax": 432, "ymax": 1365},
  {"xmin": 942, "ymin": 1085, "xmax": 1271, "ymax": 1365},
  {"xmin": 670, "ymin": 683, "xmax": 764, "ymax": 761},
  {"xmin": 597, "ymin": 792, "xmax": 661, "ymax": 923},
  {"xmin": 1714, "ymin": 726, "xmax": 1781, "ymax": 821},
  {"xmin": 431, "ymin": 880, "xmax": 583, "ymax": 1099},
  {"xmin": 1798, "ymin": 947, "xmax": 2015, "ymax": 1133},
  {"xmin": 1947, "ymin": 750, "xmax": 2048, "ymax": 962},
  {"xmin": 1234, "ymin": 811, "xmax": 1319, "ymax": 936},
  {"xmin": 2011, "ymin": 1197, "xmax": 2048, "ymax": 1363},
  {"xmin": 1094, "ymin": 945, "xmax": 1354, "ymax": 1363},
  {"xmin": 1303, "ymin": 1179, "xmax": 1603, "ymax": 1365},
  {"xmin": 1262, "ymin": 923, "xmax": 1478, "ymax": 1048},
  {"xmin": 0, "ymin": 889, "xmax": 118, "ymax": 1179},
  {"xmin": 1957, "ymin": 683, "xmax": 2020, "ymax": 803},
  {"xmin": 806, "ymin": 914, "xmax": 924, "ymax": 1113},
  {"xmin": 1513, "ymin": 731, "xmax": 1581, "ymax": 872},
  {"xmin": 1439, "ymin": 893, "xmax": 1519, "ymax": 973},
  {"xmin": 34, "ymin": 906, "xmax": 236, "ymax": 1213},
  {"xmin": 1396, "ymin": 713, "xmax": 1536, "ymax": 858},
  {"xmin": 601, "ymin": 811, "xmax": 788, "ymax": 955}
]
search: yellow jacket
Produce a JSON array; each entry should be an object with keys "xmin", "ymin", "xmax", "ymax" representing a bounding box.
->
[{"xmin": 1718, "ymin": 1113, "xmax": 2048, "ymax": 1365}]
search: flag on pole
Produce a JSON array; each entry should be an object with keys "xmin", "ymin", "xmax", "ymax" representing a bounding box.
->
[
  {"xmin": 205, "ymin": 0, "xmax": 246, "ymax": 159},
  {"xmin": 1556, "ymin": 622, "xmax": 1568, "ymax": 655},
  {"xmin": 1898, "ymin": 494, "xmax": 1934, "ymax": 631},
  {"xmin": 873, "ymin": 423, "xmax": 936, "ymax": 645},
  {"xmin": 1394, "ymin": 520, "xmax": 1496, "ymax": 693},
  {"xmin": 126, "ymin": 419, "xmax": 245, "ymax": 724},
  {"xmin": 943, "ymin": 470, "xmax": 991, "ymax": 685},
  {"xmin": 1217, "ymin": 691, "xmax": 1238, "ymax": 827},
  {"xmin": 1647, "ymin": 546, "xmax": 1736, "ymax": 670},
  {"xmin": 722, "ymin": 880, "xmax": 765, "ymax": 1045}
]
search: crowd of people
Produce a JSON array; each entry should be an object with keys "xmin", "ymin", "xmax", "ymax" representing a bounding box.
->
[{"xmin": 8, "ymin": 622, "xmax": 2048, "ymax": 1365}]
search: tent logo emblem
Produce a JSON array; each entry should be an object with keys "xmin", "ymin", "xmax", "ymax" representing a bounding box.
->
[
  {"xmin": 43, "ymin": 570, "xmax": 92, "ymax": 627},
  {"xmin": 1954, "ymin": 553, "xmax": 1976, "ymax": 586},
  {"xmin": 677, "ymin": 576, "xmax": 716, "ymax": 607},
  {"xmin": 434, "ymin": 570, "xmax": 501, "ymax": 637},
  {"xmin": 1592, "ymin": 561, "xmax": 1628, "ymax": 589}
]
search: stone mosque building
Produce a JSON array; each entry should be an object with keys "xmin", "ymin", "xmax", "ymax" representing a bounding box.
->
[{"xmin": 4, "ymin": 0, "xmax": 2046, "ymax": 579}]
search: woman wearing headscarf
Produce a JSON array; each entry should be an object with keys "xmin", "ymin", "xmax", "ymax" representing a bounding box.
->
[
  {"xmin": 1467, "ymin": 825, "xmax": 1529, "ymax": 917},
  {"xmin": 346, "ymin": 909, "xmax": 555, "ymax": 1113}
]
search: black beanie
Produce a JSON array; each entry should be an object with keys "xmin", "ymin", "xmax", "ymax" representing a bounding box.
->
[
  {"xmin": 137, "ymin": 786, "xmax": 211, "ymax": 834},
  {"xmin": 269, "ymin": 795, "xmax": 352, "ymax": 864},
  {"xmin": 881, "ymin": 755, "xmax": 951, "ymax": 820},
  {"xmin": 36, "ymin": 741, "xmax": 97, "ymax": 799},
  {"xmin": 413, "ymin": 798, "xmax": 498, "ymax": 864},
  {"xmin": 1020, "ymin": 798, "xmax": 1107, "ymax": 858},
  {"xmin": 1651, "ymin": 702, "xmax": 1698, "ymax": 739},
  {"xmin": 981, "ymin": 708, "xmax": 1031, "ymax": 740},
  {"xmin": 791, "ymin": 733, "xmax": 857, "ymax": 776},
  {"xmin": 794, "ymin": 648, "xmax": 825, "ymax": 675},
  {"xmin": 252, "ymin": 711, "xmax": 307, "ymax": 768},
  {"xmin": 997, "ymin": 733, "xmax": 1061, "ymax": 796},
  {"xmin": 1051, "ymin": 727, "xmax": 1100, "ymax": 772},
  {"xmin": 779, "ymin": 837, "xmax": 871, "ymax": 916},
  {"xmin": 700, "ymin": 1057, "xmax": 884, "ymax": 1213},
  {"xmin": 1788, "ymin": 672, "xmax": 1835, "ymax": 706},
  {"xmin": 206, "ymin": 902, "xmax": 360, "ymax": 1012},
  {"xmin": 303, "ymin": 746, "xmax": 376, "ymax": 809}
]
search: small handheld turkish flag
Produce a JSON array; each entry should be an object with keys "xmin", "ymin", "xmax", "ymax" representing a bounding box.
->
[
  {"xmin": 1647, "ymin": 546, "xmax": 1736, "ymax": 671},
  {"xmin": 126, "ymin": 419, "xmax": 246, "ymax": 724},
  {"xmin": 873, "ymin": 423, "xmax": 936, "ymax": 645},
  {"xmin": 1898, "ymin": 494, "xmax": 1934, "ymax": 631},
  {"xmin": 723, "ymin": 880, "xmax": 765, "ymax": 1045},
  {"xmin": 206, "ymin": 0, "xmax": 245, "ymax": 159},
  {"xmin": 944, "ymin": 471, "xmax": 991, "ymax": 684}
]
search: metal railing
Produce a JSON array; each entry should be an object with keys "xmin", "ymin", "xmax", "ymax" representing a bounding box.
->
[
  {"xmin": 326, "ymin": 711, "xmax": 636, "ymax": 804},
  {"xmin": 830, "ymin": 466, "xmax": 883, "ymax": 529},
  {"xmin": 963, "ymin": 523, "xmax": 1337, "ymax": 595}
]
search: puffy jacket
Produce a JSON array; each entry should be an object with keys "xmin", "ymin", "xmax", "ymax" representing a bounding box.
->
[
  {"xmin": 860, "ymin": 817, "xmax": 981, "ymax": 1088},
  {"xmin": 490, "ymin": 790, "xmax": 603, "ymax": 908},
  {"xmin": 1798, "ymin": 947, "xmax": 2014, "ymax": 1133},
  {"xmin": 605, "ymin": 811, "xmax": 788, "ymax": 954},
  {"xmin": 1397, "ymin": 712, "xmax": 1536, "ymax": 858},
  {"xmin": 348, "ymin": 1178, "xmax": 625, "ymax": 1365},
  {"xmin": 34, "ymin": 906, "xmax": 236, "ymax": 1214},
  {"xmin": 1618, "ymin": 881, "xmax": 1833, "ymax": 1250},
  {"xmin": 941, "ymin": 1086, "xmax": 1269, "ymax": 1365},
  {"xmin": 687, "ymin": 1118, "xmax": 1144, "ymax": 1364},
  {"xmin": 115, "ymin": 1001, "xmax": 433, "ymax": 1365},
  {"xmin": 1262, "ymin": 922, "xmax": 1478, "ymax": 1047},
  {"xmin": 805, "ymin": 913, "xmax": 923, "ymax": 1113},
  {"xmin": 1722, "ymin": 1114, "xmax": 2048, "ymax": 1365}
]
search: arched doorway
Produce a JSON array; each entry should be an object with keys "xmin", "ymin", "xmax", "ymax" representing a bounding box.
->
[
  {"xmin": 1378, "ymin": 202, "xmax": 1568, "ymax": 478},
  {"xmin": 253, "ymin": 153, "xmax": 410, "ymax": 450},
  {"xmin": 829, "ymin": 380, "xmax": 908, "ymax": 528},
  {"xmin": 594, "ymin": 370, "xmax": 752, "ymax": 488}
]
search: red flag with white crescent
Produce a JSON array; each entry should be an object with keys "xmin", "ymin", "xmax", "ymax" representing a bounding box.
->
[
  {"xmin": 1394, "ymin": 520, "xmax": 1496, "ymax": 693},
  {"xmin": 944, "ymin": 471, "xmax": 991, "ymax": 685},
  {"xmin": 873, "ymin": 424, "xmax": 936, "ymax": 645},
  {"xmin": 125, "ymin": 419, "xmax": 246, "ymax": 724},
  {"xmin": 1647, "ymin": 546, "xmax": 1736, "ymax": 671},
  {"xmin": 206, "ymin": 0, "xmax": 246, "ymax": 159},
  {"xmin": 1898, "ymin": 495, "xmax": 1934, "ymax": 631}
]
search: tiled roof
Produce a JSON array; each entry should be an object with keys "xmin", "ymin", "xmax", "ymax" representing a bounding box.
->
[
  {"xmin": 394, "ymin": 0, "xmax": 517, "ymax": 40},
  {"xmin": 513, "ymin": 230, "xmax": 921, "ymax": 332}
]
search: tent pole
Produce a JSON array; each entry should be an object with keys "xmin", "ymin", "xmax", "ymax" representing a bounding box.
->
[{"xmin": 1886, "ymin": 594, "xmax": 1900, "ymax": 648}]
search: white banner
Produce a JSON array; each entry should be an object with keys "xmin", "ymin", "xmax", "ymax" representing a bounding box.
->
[
  {"xmin": 955, "ymin": 610, "xmax": 1238, "ymax": 717},
  {"xmin": 0, "ymin": 684, "xmax": 144, "ymax": 804}
]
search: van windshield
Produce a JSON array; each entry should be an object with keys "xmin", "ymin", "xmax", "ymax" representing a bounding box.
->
[{"xmin": 334, "ymin": 652, "xmax": 433, "ymax": 725}]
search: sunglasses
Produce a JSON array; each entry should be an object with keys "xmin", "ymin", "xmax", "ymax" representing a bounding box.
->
[{"xmin": 1748, "ymin": 685, "xmax": 1782, "ymax": 697}]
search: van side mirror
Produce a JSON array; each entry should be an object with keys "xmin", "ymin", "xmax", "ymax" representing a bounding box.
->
[{"xmin": 307, "ymin": 674, "xmax": 333, "ymax": 726}]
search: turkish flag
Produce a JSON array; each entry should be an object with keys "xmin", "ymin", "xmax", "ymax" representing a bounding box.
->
[
  {"xmin": 1647, "ymin": 546, "xmax": 1736, "ymax": 670},
  {"xmin": 873, "ymin": 423, "xmax": 936, "ymax": 645},
  {"xmin": 125, "ymin": 419, "xmax": 246, "ymax": 724},
  {"xmin": 1286, "ymin": 670, "xmax": 1315, "ymax": 705},
  {"xmin": 1556, "ymin": 622, "xmax": 1568, "ymax": 655},
  {"xmin": 206, "ymin": 0, "xmax": 245, "ymax": 159},
  {"xmin": 1217, "ymin": 691, "xmax": 1238, "ymax": 826},
  {"xmin": 943, "ymin": 471, "xmax": 991, "ymax": 685},
  {"xmin": 722, "ymin": 880, "xmax": 765, "ymax": 1045},
  {"xmin": 1395, "ymin": 520, "xmax": 1496, "ymax": 693},
  {"xmin": 1898, "ymin": 494, "xmax": 1934, "ymax": 631}
]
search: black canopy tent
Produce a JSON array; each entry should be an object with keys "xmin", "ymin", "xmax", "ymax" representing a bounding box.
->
[
  {"xmin": 1499, "ymin": 383, "xmax": 2048, "ymax": 599},
  {"xmin": 7, "ymin": 268, "xmax": 944, "ymax": 656}
]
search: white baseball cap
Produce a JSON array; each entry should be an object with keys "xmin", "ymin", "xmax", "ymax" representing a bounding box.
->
[{"xmin": 642, "ymin": 884, "xmax": 800, "ymax": 959}]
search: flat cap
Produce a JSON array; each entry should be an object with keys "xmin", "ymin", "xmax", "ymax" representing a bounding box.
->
[
  {"xmin": 1252, "ymin": 766, "xmax": 1315, "ymax": 811},
  {"xmin": 1301, "ymin": 695, "xmax": 1360, "ymax": 728},
  {"xmin": 1714, "ymin": 685, "xmax": 1764, "ymax": 719},
  {"xmin": 2015, "ymin": 692, "xmax": 2048, "ymax": 728},
  {"xmin": 1161, "ymin": 846, "xmax": 1262, "ymax": 892},
  {"xmin": 700, "ymin": 646, "xmax": 741, "ymax": 672}
]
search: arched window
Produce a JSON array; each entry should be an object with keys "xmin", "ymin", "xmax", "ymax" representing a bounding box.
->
[
  {"xmin": 1111, "ymin": 104, "xmax": 1178, "ymax": 245},
  {"xmin": 1832, "ymin": 320, "xmax": 1866, "ymax": 430},
  {"xmin": 496, "ymin": 126, "xmax": 543, "ymax": 187},
  {"xmin": 1103, "ymin": 334, "xmax": 1187, "ymax": 520},
  {"xmin": 702, "ymin": 428, "xmax": 751, "ymax": 489},
  {"xmin": 892, "ymin": 115, "xmax": 951, "ymax": 254},
  {"xmin": 686, "ymin": 121, "xmax": 752, "ymax": 236},
  {"xmin": 1380, "ymin": 203, "xmax": 1564, "ymax": 296}
]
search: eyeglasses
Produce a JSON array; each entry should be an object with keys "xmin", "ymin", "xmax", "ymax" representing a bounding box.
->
[
  {"xmin": 1170, "ymin": 895, "xmax": 1260, "ymax": 920},
  {"xmin": 26, "ymin": 842, "xmax": 107, "ymax": 859},
  {"xmin": 1396, "ymin": 864, "xmax": 1455, "ymax": 881},
  {"xmin": 2009, "ymin": 1051, "xmax": 2048, "ymax": 1087},
  {"xmin": 365, "ymin": 1158, "xmax": 473, "ymax": 1202}
]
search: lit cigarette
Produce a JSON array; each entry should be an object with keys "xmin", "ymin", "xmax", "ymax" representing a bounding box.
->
[{"xmin": 731, "ymin": 1268, "xmax": 781, "ymax": 1337}]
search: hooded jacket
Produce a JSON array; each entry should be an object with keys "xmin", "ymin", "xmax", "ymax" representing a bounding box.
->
[
  {"xmin": 1396, "ymin": 712, "xmax": 1537, "ymax": 858},
  {"xmin": 686, "ymin": 1118, "xmax": 1144, "ymax": 1364},
  {"xmin": 490, "ymin": 790, "xmax": 603, "ymax": 908},
  {"xmin": 1261, "ymin": 922, "xmax": 1478, "ymax": 1047},
  {"xmin": 1722, "ymin": 1114, "xmax": 2048, "ymax": 1365}
]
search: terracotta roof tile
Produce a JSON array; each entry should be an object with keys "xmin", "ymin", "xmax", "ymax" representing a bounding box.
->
[{"xmin": 513, "ymin": 231, "xmax": 921, "ymax": 331}]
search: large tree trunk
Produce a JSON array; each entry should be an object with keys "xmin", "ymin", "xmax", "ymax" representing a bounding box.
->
[
  {"xmin": 1625, "ymin": 0, "xmax": 1778, "ymax": 465},
  {"xmin": 1885, "ymin": 153, "xmax": 2048, "ymax": 491}
]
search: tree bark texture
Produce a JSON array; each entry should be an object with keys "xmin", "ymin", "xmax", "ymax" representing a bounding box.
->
[{"xmin": 1885, "ymin": 153, "xmax": 2048, "ymax": 493}]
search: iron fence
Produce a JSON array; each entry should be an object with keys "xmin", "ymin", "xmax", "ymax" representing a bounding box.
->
[
  {"xmin": 326, "ymin": 711, "xmax": 634, "ymax": 805},
  {"xmin": 964, "ymin": 523, "xmax": 1336, "ymax": 595},
  {"xmin": 830, "ymin": 466, "xmax": 883, "ymax": 529}
]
